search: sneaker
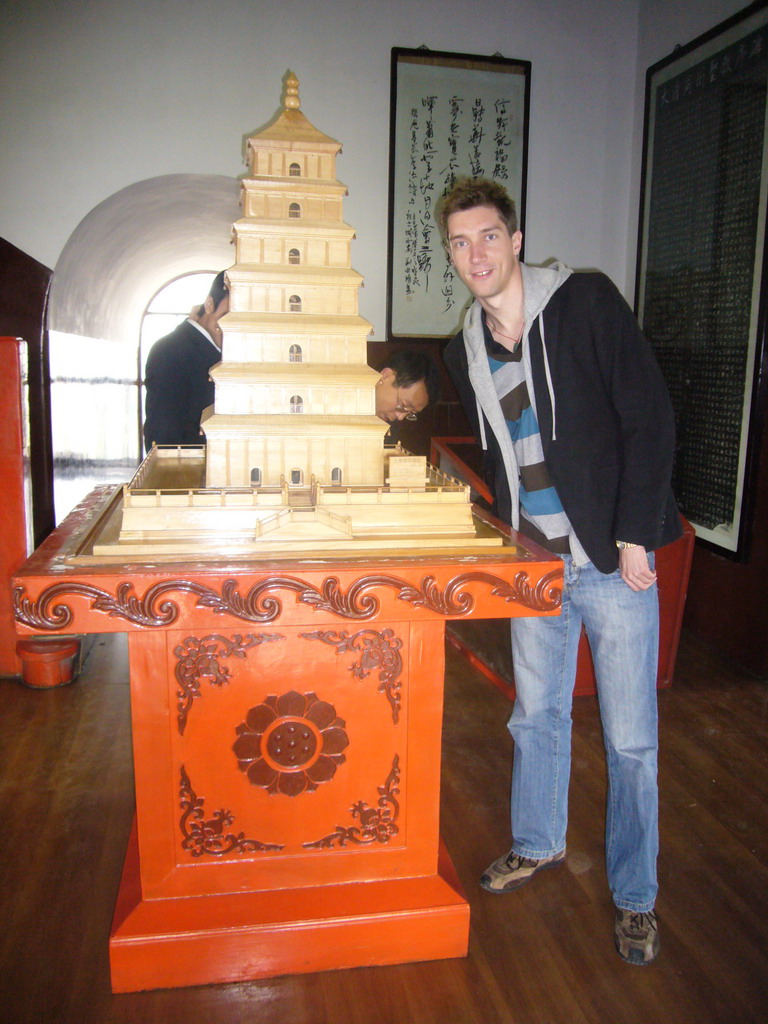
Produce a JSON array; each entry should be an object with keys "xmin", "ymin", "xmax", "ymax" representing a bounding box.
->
[
  {"xmin": 479, "ymin": 848, "xmax": 566, "ymax": 893},
  {"xmin": 614, "ymin": 907, "xmax": 660, "ymax": 965}
]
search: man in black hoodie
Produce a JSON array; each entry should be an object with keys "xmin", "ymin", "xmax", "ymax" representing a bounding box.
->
[{"xmin": 439, "ymin": 177, "xmax": 680, "ymax": 966}]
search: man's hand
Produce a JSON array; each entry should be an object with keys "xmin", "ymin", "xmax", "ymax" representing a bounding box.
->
[{"xmin": 618, "ymin": 545, "xmax": 656, "ymax": 591}]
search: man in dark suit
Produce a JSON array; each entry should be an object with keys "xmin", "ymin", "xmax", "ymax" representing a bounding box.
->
[{"xmin": 143, "ymin": 271, "xmax": 229, "ymax": 449}]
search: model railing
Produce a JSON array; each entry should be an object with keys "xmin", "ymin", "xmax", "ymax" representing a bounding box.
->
[{"xmin": 123, "ymin": 460, "xmax": 467, "ymax": 506}]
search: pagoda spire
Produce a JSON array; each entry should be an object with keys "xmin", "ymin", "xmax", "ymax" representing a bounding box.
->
[{"xmin": 284, "ymin": 71, "xmax": 300, "ymax": 110}]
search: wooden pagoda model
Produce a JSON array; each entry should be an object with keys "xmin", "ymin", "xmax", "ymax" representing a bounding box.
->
[
  {"xmin": 93, "ymin": 73, "xmax": 500, "ymax": 559},
  {"xmin": 205, "ymin": 71, "xmax": 384, "ymax": 492}
]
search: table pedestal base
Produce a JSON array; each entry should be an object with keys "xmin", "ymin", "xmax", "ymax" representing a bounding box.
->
[
  {"xmin": 14, "ymin": 494, "xmax": 562, "ymax": 993},
  {"xmin": 110, "ymin": 821, "xmax": 469, "ymax": 993}
]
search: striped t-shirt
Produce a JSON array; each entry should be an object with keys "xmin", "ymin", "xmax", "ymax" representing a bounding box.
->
[{"xmin": 484, "ymin": 319, "xmax": 572, "ymax": 554}]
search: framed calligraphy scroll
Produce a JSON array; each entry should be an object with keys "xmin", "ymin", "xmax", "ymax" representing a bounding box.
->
[
  {"xmin": 635, "ymin": 0, "xmax": 768, "ymax": 560},
  {"xmin": 386, "ymin": 47, "xmax": 530, "ymax": 341}
]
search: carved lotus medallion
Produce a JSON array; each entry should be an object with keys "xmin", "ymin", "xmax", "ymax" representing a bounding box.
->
[{"xmin": 233, "ymin": 690, "xmax": 349, "ymax": 796}]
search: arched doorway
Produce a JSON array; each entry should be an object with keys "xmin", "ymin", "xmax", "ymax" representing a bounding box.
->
[{"xmin": 46, "ymin": 173, "xmax": 239, "ymax": 522}]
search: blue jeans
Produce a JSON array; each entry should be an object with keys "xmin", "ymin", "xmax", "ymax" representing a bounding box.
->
[{"xmin": 508, "ymin": 554, "xmax": 659, "ymax": 912}]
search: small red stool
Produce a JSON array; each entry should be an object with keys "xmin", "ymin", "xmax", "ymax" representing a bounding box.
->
[{"xmin": 15, "ymin": 638, "xmax": 81, "ymax": 688}]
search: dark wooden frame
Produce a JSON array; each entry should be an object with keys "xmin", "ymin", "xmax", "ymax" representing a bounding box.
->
[
  {"xmin": 635, "ymin": 1, "xmax": 768, "ymax": 560},
  {"xmin": 386, "ymin": 46, "xmax": 530, "ymax": 343}
]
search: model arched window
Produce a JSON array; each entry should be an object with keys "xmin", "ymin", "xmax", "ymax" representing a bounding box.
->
[
  {"xmin": 290, "ymin": 468, "xmax": 303, "ymax": 485},
  {"xmin": 289, "ymin": 344, "xmax": 302, "ymax": 362},
  {"xmin": 288, "ymin": 202, "xmax": 301, "ymax": 218},
  {"xmin": 250, "ymin": 467, "xmax": 262, "ymax": 486},
  {"xmin": 289, "ymin": 162, "xmax": 301, "ymax": 176},
  {"xmin": 288, "ymin": 248, "xmax": 300, "ymax": 265},
  {"xmin": 290, "ymin": 395, "xmax": 303, "ymax": 413},
  {"xmin": 289, "ymin": 295, "xmax": 302, "ymax": 312},
  {"xmin": 331, "ymin": 467, "xmax": 343, "ymax": 485}
]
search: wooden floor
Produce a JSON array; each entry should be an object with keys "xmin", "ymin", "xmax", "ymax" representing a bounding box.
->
[{"xmin": 1, "ymin": 630, "xmax": 766, "ymax": 1024}]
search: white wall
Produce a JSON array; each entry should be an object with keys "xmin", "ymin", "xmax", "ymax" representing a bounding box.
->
[
  {"xmin": 2, "ymin": 0, "xmax": 642, "ymax": 335},
  {"xmin": 0, "ymin": 0, "xmax": 750, "ymax": 333}
]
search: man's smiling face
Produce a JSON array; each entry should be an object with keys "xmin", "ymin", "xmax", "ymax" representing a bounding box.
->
[{"xmin": 446, "ymin": 204, "xmax": 523, "ymax": 303}]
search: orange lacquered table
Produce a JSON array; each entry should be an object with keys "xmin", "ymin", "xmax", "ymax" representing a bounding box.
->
[{"xmin": 13, "ymin": 487, "xmax": 563, "ymax": 993}]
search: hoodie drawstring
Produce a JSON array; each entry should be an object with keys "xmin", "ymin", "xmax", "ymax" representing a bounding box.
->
[
  {"xmin": 476, "ymin": 395, "xmax": 488, "ymax": 450},
  {"xmin": 538, "ymin": 311, "xmax": 557, "ymax": 441}
]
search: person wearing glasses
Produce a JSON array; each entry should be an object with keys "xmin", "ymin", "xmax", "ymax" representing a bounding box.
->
[{"xmin": 374, "ymin": 349, "xmax": 440, "ymax": 425}]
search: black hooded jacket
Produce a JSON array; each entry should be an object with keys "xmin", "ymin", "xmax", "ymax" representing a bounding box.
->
[{"xmin": 444, "ymin": 268, "xmax": 681, "ymax": 574}]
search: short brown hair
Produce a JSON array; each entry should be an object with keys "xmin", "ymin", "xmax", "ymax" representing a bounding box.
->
[{"xmin": 437, "ymin": 177, "xmax": 518, "ymax": 246}]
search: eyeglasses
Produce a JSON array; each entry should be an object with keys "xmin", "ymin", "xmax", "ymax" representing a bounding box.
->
[{"xmin": 395, "ymin": 387, "xmax": 419, "ymax": 421}]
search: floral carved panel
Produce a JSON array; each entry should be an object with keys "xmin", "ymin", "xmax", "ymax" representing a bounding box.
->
[
  {"xmin": 13, "ymin": 567, "xmax": 562, "ymax": 631},
  {"xmin": 179, "ymin": 765, "xmax": 283, "ymax": 858},
  {"xmin": 299, "ymin": 627, "xmax": 404, "ymax": 723},
  {"xmin": 303, "ymin": 754, "xmax": 401, "ymax": 850},
  {"xmin": 174, "ymin": 632, "xmax": 284, "ymax": 735}
]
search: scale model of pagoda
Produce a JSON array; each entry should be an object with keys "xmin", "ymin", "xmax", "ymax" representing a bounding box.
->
[{"xmin": 94, "ymin": 73, "xmax": 501, "ymax": 559}]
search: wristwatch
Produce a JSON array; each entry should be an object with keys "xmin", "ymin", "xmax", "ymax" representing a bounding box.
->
[{"xmin": 616, "ymin": 540, "xmax": 638, "ymax": 549}]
